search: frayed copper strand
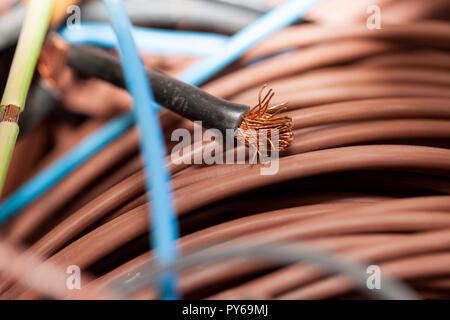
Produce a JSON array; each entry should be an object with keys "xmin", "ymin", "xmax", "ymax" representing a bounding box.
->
[{"xmin": 236, "ymin": 85, "xmax": 293, "ymax": 155}]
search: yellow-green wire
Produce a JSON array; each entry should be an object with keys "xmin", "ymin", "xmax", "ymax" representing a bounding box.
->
[
  {"xmin": 0, "ymin": 122, "xmax": 19, "ymax": 193},
  {"xmin": 1, "ymin": 0, "xmax": 54, "ymax": 110},
  {"xmin": 0, "ymin": 0, "xmax": 54, "ymax": 195}
]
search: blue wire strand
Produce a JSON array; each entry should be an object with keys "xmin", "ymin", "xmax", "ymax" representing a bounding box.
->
[
  {"xmin": 59, "ymin": 22, "xmax": 228, "ymax": 56},
  {"xmin": 0, "ymin": 113, "xmax": 134, "ymax": 222},
  {"xmin": 103, "ymin": 0, "xmax": 180, "ymax": 300},
  {"xmin": 0, "ymin": 0, "xmax": 324, "ymax": 296}
]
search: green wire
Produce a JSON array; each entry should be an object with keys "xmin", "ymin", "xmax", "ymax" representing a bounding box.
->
[
  {"xmin": 0, "ymin": 0, "xmax": 54, "ymax": 194},
  {"xmin": 1, "ymin": 0, "xmax": 54, "ymax": 110}
]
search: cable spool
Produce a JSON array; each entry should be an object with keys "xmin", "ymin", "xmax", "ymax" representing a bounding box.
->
[{"xmin": 0, "ymin": 0, "xmax": 450, "ymax": 300}]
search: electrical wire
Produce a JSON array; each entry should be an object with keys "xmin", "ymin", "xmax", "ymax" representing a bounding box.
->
[
  {"xmin": 210, "ymin": 0, "xmax": 271, "ymax": 14},
  {"xmin": 5, "ymin": 126, "xmax": 140, "ymax": 244},
  {"xmin": 0, "ymin": 0, "xmax": 324, "ymax": 302},
  {"xmin": 8, "ymin": 48, "xmax": 449, "ymax": 256},
  {"xmin": 207, "ymin": 228, "xmax": 450, "ymax": 299},
  {"xmin": 1, "ymin": 1, "xmax": 449, "ymax": 300},
  {"xmin": 66, "ymin": 45, "xmax": 250, "ymax": 131},
  {"xmin": 111, "ymin": 242, "xmax": 419, "ymax": 300},
  {"xmin": 74, "ymin": 197, "xmax": 450, "ymax": 300},
  {"xmin": 0, "ymin": 5, "xmax": 26, "ymax": 52},
  {"xmin": 102, "ymin": 0, "xmax": 179, "ymax": 300},
  {"xmin": 0, "ymin": 120, "xmax": 18, "ymax": 196},
  {"xmin": 17, "ymin": 79, "xmax": 61, "ymax": 136},
  {"xmin": 1, "ymin": 0, "xmax": 54, "ymax": 110},
  {"xmin": 59, "ymin": 22, "xmax": 228, "ymax": 56},
  {"xmin": 48, "ymin": 0, "xmax": 81, "ymax": 27},
  {"xmin": 82, "ymin": 0, "xmax": 265, "ymax": 35},
  {"xmin": 204, "ymin": 39, "xmax": 393, "ymax": 99},
  {"xmin": 0, "ymin": 0, "xmax": 54, "ymax": 195},
  {"xmin": 11, "ymin": 142, "xmax": 450, "ymax": 271},
  {"xmin": 0, "ymin": 0, "xmax": 320, "ymax": 226},
  {"xmin": 0, "ymin": 0, "xmax": 21, "ymax": 12},
  {"xmin": 241, "ymin": 21, "xmax": 450, "ymax": 62}
]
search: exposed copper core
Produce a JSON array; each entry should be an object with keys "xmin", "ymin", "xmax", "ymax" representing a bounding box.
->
[
  {"xmin": 38, "ymin": 33, "xmax": 70, "ymax": 90},
  {"xmin": 236, "ymin": 85, "xmax": 293, "ymax": 155},
  {"xmin": 0, "ymin": 104, "xmax": 20, "ymax": 123}
]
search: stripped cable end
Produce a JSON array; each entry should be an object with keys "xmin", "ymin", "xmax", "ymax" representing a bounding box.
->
[{"xmin": 236, "ymin": 85, "xmax": 293, "ymax": 155}]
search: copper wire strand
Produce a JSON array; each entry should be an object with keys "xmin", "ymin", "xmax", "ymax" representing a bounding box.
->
[
  {"xmin": 2, "ymin": 4, "xmax": 450, "ymax": 299},
  {"xmin": 236, "ymin": 85, "xmax": 293, "ymax": 156}
]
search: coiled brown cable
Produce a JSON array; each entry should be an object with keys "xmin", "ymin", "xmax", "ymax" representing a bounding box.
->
[{"xmin": 1, "ymin": 2, "xmax": 450, "ymax": 299}]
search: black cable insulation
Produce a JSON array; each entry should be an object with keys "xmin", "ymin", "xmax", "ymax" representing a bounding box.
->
[{"xmin": 67, "ymin": 45, "xmax": 250, "ymax": 131}]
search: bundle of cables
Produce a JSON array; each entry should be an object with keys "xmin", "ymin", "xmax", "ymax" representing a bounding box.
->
[{"xmin": 0, "ymin": 0, "xmax": 450, "ymax": 301}]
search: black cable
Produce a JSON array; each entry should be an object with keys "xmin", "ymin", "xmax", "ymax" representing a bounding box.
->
[
  {"xmin": 110, "ymin": 242, "xmax": 420, "ymax": 300},
  {"xmin": 81, "ymin": 0, "xmax": 265, "ymax": 34},
  {"xmin": 67, "ymin": 45, "xmax": 250, "ymax": 132}
]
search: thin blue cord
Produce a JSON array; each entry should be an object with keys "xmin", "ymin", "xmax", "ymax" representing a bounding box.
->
[
  {"xmin": 103, "ymin": 0, "xmax": 180, "ymax": 300},
  {"xmin": 0, "ymin": 113, "xmax": 134, "ymax": 222},
  {"xmin": 0, "ymin": 0, "xmax": 323, "ymax": 294},
  {"xmin": 59, "ymin": 22, "xmax": 228, "ymax": 56},
  {"xmin": 178, "ymin": 0, "xmax": 324, "ymax": 85}
]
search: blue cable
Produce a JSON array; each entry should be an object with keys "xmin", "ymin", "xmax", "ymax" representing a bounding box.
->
[
  {"xmin": 103, "ymin": 0, "xmax": 180, "ymax": 300},
  {"xmin": 0, "ymin": 113, "xmax": 134, "ymax": 222},
  {"xmin": 59, "ymin": 22, "xmax": 228, "ymax": 57},
  {"xmin": 0, "ymin": 0, "xmax": 324, "ymax": 294},
  {"xmin": 178, "ymin": 0, "xmax": 324, "ymax": 85},
  {"xmin": 0, "ymin": 0, "xmax": 324, "ymax": 215}
]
